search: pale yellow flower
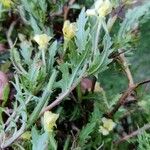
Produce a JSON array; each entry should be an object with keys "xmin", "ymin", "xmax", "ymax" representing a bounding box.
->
[
  {"xmin": 102, "ymin": 117, "xmax": 116, "ymax": 131},
  {"xmin": 99, "ymin": 117, "xmax": 116, "ymax": 135},
  {"xmin": 99, "ymin": 126, "xmax": 109, "ymax": 135},
  {"xmin": 62, "ymin": 20, "xmax": 76, "ymax": 40},
  {"xmin": 96, "ymin": 0, "xmax": 112, "ymax": 17},
  {"xmin": 33, "ymin": 34, "xmax": 52, "ymax": 49},
  {"xmin": 0, "ymin": 0, "xmax": 13, "ymax": 8},
  {"xmin": 86, "ymin": 0, "xmax": 112, "ymax": 17},
  {"xmin": 43, "ymin": 111, "xmax": 59, "ymax": 133}
]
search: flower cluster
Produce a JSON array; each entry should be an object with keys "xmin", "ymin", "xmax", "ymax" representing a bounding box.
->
[
  {"xmin": 86, "ymin": 0, "xmax": 112, "ymax": 17},
  {"xmin": 43, "ymin": 111, "xmax": 59, "ymax": 133},
  {"xmin": 99, "ymin": 117, "xmax": 116, "ymax": 135}
]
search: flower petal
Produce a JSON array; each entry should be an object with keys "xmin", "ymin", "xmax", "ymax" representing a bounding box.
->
[
  {"xmin": 99, "ymin": 126, "xmax": 109, "ymax": 135},
  {"xmin": 86, "ymin": 9, "xmax": 96, "ymax": 16},
  {"xmin": 33, "ymin": 34, "xmax": 52, "ymax": 49}
]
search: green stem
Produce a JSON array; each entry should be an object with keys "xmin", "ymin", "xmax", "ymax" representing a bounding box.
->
[
  {"xmin": 63, "ymin": 39, "xmax": 69, "ymax": 57},
  {"xmin": 76, "ymin": 84, "xmax": 82, "ymax": 103},
  {"xmin": 42, "ymin": 48, "xmax": 46, "ymax": 66}
]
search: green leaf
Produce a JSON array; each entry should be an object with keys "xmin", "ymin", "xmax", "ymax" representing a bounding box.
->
[
  {"xmin": 57, "ymin": 47, "xmax": 89, "ymax": 92},
  {"xmin": 63, "ymin": 135, "xmax": 71, "ymax": 150},
  {"xmin": 78, "ymin": 122, "xmax": 96, "ymax": 147},
  {"xmin": 20, "ymin": 40, "xmax": 32, "ymax": 65},
  {"xmin": 27, "ymin": 70, "xmax": 57, "ymax": 128},
  {"xmin": 48, "ymin": 41, "xmax": 58, "ymax": 73},
  {"xmin": 75, "ymin": 8, "xmax": 89, "ymax": 52},
  {"xmin": 88, "ymin": 34, "xmax": 112, "ymax": 76},
  {"xmin": 32, "ymin": 127, "xmax": 49, "ymax": 150},
  {"xmin": 48, "ymin": 133, "xmax": 58, "ymax": 150}
]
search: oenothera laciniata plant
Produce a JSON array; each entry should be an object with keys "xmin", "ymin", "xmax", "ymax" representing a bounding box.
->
[{"xmin": 0, "ymin": 1, "xmax": 114, "ymax": 148}]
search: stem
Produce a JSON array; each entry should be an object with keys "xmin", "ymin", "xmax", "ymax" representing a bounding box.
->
[
  {"xmin": 107, "ymin": 84, "xmax": 137, "ymax": 118},
  {"xmin": 77, "ymin": 84, "xmax": 82, "ymax": 103},
  {"xmin": 63, "ymin": 39, "xmax": 68, "ymax": 57},
  {"xmin": 107, "ymin": 15, "xmax": 117, "ymax": 32},
  {"xmin": 115, "ymin": 123, "xmax": 150, "ymax": 145},
  {"xmin": 42, "ymin": 48, "xmax": 46, "ymax": 66},
  {"xmin": 118, "ymin": 49, "xmax": 134, "ymax": 87},
  {"xmin": 107, "ymin": 79, "xmax": 150, "ymax": 118},
  {"xmin": 6, "ymin": 21, "xmax": 17, "ymax": 49},
  {"xmin": 63, "ymin": 0, "xmax": 76, "ymax": 20}
]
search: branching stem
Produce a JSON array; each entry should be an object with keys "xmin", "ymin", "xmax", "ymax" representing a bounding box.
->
[{"xmin": 115, "ymin": 123, "xmax": 150, "ymax": 145}]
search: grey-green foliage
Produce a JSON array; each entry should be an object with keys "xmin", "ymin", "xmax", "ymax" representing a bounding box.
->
[
  {"xmin": 11, "ymin": 39, "xmax": 58, "ymax": 94},
  {"xmin": 31, "ymin": 127, "xmax": 57, "ymax": 150},
  {"xmin": 27, "ymin": 70, "xmax": 57, "ymax": 128},
  {"xmin": 78, "ymin": 122, "xmax": 96, "ymax": 147},
  {"xmin": 1, "ymin": 0, "xmax": 150, "ymax": 149},
  {"xmin": 75, "ymin": 8, "xmax": 89, "ymax": 52},
  {"xmin": 0, "ymin": 3, "xmax": 6, "ymax": 19},
  {"xmin": 32, "ymin": 127, "xmax": 49, "ymax": 150},
  {"xmin": 75, "ymin": 101, "xmax": 102, "ymax": 149},
  {"xmin": 19, "ymin": 0, "xmax": 51, "ymax": 34},
  {"xmin": 20, "ymin": 40, "xmax": 32, "ymax": 65},
  {"xmin": 1, "ymin": 36, "xmax": 58, "ymax": 147},
  {"xmin": 20, "ymin": 0, "xmax": 47, "ymax": 22},
  {"xmin": 56, "ymin": 9, "xmax": 91, "ymax": 92},
  {"xmin": 47, "ymin": 41, "xmax": 58, "ymax": 74},
  {"xmin": 137, "ymin": 131, "xmax": 150, "ymax": 150},
  {"xmin": 88, "ymin": 34, "xmax": 113, "ymax": 76},
  {"xmin": 57, "ymin": 9, "xmax": 112, "ymax": 93}
]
